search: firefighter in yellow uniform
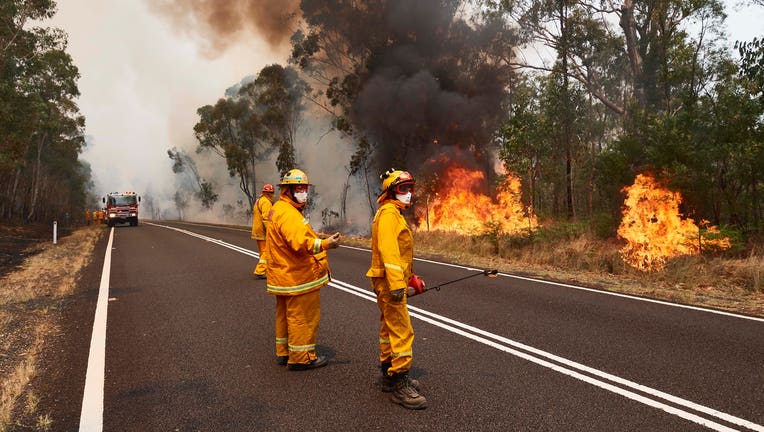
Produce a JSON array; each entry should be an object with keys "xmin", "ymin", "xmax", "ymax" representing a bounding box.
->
[
  {"xmin": 366, "ymin": 168, "xmax": 427, "ymax": 409},
  {"xmin": 97, "ymin": 209, "xmax": 105, "ymax": 224},
  {"xmin": 266, "ymin": 169, "xmax": 341, "ymax": 370},
  {"xmin": 251, "ymin": 183, "xmax": 275, "ymax": 279}
]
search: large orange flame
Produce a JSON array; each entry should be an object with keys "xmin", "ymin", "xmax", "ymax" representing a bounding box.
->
[
  {"xmin": 618, "ymin": 174, "xmax": 731, "ymax": 271},
  {"xmin": 419, "ymin": 166, "xmax": 537, "ymax": 235}
]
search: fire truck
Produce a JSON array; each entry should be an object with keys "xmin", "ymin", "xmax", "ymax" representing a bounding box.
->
[{"xmin": 103, "ymin": 191, "xmax": 141, "ymax": 227}]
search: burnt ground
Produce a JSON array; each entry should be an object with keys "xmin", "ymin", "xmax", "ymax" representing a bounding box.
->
[{"xmin": 0, "ymin": 223, "xmax": 74, "ymax": 278}]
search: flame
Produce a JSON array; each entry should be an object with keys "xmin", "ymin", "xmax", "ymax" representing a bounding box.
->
[
  {"xmin": 617, "ymin": 174, "xmax": 731, "ymax": 271},
  {"xmin": 420, "ymin": 166, "xmax": 537, "ymax": 235}
]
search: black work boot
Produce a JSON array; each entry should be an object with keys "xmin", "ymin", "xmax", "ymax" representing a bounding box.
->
[
  {"xmin": 288, "ymin": 355, "xmax": 328, "ymax": 371},
  {"xmin": 378, "ymin": 362, "xmax": 420, "ymax": 392},
  {"xmin": 390, "ymin": 373, "xmax": 427, "ymax": 409}
]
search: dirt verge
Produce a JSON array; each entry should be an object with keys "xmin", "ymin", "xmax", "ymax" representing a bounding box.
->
[{"xmin": 0, "ymin": 223, "xmax": 105, "ymax": 431}]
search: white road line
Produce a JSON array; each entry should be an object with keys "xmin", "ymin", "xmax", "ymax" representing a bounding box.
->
[
  {"xmin": 341, "ymin": 244, "xmax": 764, "ymax": 323},
  {"xmin": 331, "ymin": 277, "xmax": 763, "ymax": 432},
  {"xmin": 79, "ymin": 228, "xmax": 113, "ymax": 432},
  {"xmin": 160, "ymin": 223, "xmax": 762, "ymax": 323},
  {"xmin": 147, "ymin": 223, "xmax": 764, "ymax": 431}
]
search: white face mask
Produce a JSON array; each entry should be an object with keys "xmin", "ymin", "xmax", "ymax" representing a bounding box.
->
[
  {"xmin": 396, "ymin": 192, "xmax": 412, "ymax": 205},
  {"xmin": 293, "ymin": 191, "xmax": 309, "ymax": 204}
]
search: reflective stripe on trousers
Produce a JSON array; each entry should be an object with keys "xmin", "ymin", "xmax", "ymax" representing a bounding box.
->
[{"xmin": 278, "ymin": 289, "xmax": 321, "ymax": 365}]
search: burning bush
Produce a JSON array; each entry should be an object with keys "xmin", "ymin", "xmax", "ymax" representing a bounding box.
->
[
  {"xmin": 617, "ymin": 174, "xmax": 731, "ymax": 271},
  {"xmin": 417, "ymin": 165, "xmax": 537, "ymax": 236}
]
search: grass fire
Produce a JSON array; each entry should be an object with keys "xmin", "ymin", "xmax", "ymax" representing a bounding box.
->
[
  {"xmin": 617, "ymin": 174, "xmax": 732, "ymax": 272},
  {"xmin": 417, "ymin": 165, "xmax": 538, "ymax": 236}
]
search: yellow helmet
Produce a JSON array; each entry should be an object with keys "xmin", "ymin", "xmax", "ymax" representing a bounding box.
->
[
  {"xmin": 279, "ymin": 169, "xmax": 310, "ymax": 186},
  {"xmin": 377, "ymin": 168, "xmax": 415, "ymax": 203}
]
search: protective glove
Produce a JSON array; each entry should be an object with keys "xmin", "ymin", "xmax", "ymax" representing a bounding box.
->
[
  {"xmin": 322, "ymin": 232, "xmax": 341, "ymax": 249},
  {"xmin": 389, "ymin": 288, "xmax": 405, "ymax": 302},
  {"xmin": 407, "ymin": 274, "xmax": 426, "ymax": 297}
]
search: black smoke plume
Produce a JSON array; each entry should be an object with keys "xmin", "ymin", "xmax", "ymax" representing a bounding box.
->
[{"xmin": 300, "ymin": 0, "xmax": 515, "ymax": 176}]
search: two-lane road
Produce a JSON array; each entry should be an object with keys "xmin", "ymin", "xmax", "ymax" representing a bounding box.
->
[{"xmin": 68, "ymin": 221, "xmax": 764, "ymax": 431}]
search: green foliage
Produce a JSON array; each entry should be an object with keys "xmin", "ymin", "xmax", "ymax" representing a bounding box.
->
[
  {"xmin": 736, "ymin": 37, "xmax": 764, "ymax": 96},
  {"xmin": 0, "ymin": 0, "xmax": 88, "ymax": 222},
  {"xmin": 197, "ymin": 181, "xmax": 219, "ymax": 210},
  {"xmin": 167, "ymin": 147, "xmax": 219, "ymax": 209},
  {"xmin": 193, "ymin": 64, "xmax": 308, "ymax": 207}
]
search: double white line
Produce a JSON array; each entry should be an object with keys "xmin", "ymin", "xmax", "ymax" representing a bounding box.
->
[{"xmin": 148, "ymin": 223, "xmax": 764, "ymax": 432}]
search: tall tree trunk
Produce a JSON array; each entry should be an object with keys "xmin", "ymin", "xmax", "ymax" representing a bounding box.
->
[
  {"xmin": 751, "ymin": 165, "xmax": 761, "ymax": 229},
  {"xmin": 364, "ymin": 162, "xmax": 374, "ymax": 219},
  {"xmin": 587, "ymin": 94, "xmax": 594, "ymax": 217},
  {"xmin": 619, "ymin": 0, "xmax": 645, "ymax": 112},
  {"xmin": 8, "ymin": 166, "xmax": 22, "ymax": 219},
  {"xmin": 26, "ymin": 133, "xmax": 46, "ymax": 222},
  {"xmin": 560, "ymin": 0, "xmax": 575, "ymax": 220},
  {"xmin": 340, "ymin": 171, "xmax": 350, "ymax": 223}
]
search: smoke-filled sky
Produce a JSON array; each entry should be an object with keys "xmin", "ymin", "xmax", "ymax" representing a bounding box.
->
[
  {"xmin": 48, "ymin": 0, "xmax": 763, "ymax": 222},
  {"xmin": 47, "ymin": 0, "xmax": 299, "ymax": 220}
]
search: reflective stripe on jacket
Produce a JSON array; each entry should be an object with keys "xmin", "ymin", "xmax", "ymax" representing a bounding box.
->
[
  {"xmin": 266, "ymin": 193, "xmax": 331, "ymax": 295},
  {"xmin": 365, "ymin": 200, "xmax": 412, "ymax": 291},
  {"xmin": 251, "ymin": 194, "xmax": 273, "ymax": 240}
]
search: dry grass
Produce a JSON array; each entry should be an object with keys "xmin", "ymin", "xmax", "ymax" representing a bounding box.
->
[
  {"xmin": 342, "ymin": 229, "xmax": 764, "ymax": 318},
  {"xmin": 0, "ymin": 225, "xmax": 104, "ymax": 432}
]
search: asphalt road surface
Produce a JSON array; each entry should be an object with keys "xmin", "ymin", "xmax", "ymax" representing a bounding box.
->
[{"xmin": 45, "ymin": 221, "xmax": 764, "ymax": 431}]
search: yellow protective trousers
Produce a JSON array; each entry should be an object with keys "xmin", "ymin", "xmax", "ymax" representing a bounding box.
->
[
  {"xmin": 275, "ymin": 289, "xmax": 322, "ymax": 365},
  {"xmin": 254, "ymin": 239, "xmax": 268, "ymax": 276},
  {"xmin": 373, "ymin": 278, "xmax": 414, "ymax": 374},
  {"xmin": 275, "ymin": 295, "xmax": 288, "ymax": 357}
]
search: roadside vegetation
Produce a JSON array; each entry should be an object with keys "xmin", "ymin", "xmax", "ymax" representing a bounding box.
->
[
  {"xmin": 0, "ymin": 225, "xmax": 103, "ymax": 432},
  {"xmin": 345, "ymin": 223, "xmax": 764, "ymax": 318}
]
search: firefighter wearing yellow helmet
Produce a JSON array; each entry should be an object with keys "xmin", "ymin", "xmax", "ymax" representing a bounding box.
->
[
  {"xmin": 366, "ymin": 168, "xmax": 427, "ymax": 409},
  {"xmin": 265, "ymin": 169, "xmax": 341, "ymax": 370},
  {"xmin": 251, "ymin": 183, "xmax": 275, "ymax": 279}
]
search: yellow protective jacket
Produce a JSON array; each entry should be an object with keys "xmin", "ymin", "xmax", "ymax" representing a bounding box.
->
[
  {"xmin": 251, "ymin": 194, "xmax": 273, "ymax": 240},
  {"xmin": 265, "ymin": 192, "xmax": 332, "ymax": 295},
  {"xmin": 366, "ymin": 200, "xmax": 412, "ymax": 291}
]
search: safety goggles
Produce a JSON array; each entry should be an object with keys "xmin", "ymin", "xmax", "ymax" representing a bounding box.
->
[{"xmin": 394, "ymin": 182, "xmax": 415, "ymax": 194}]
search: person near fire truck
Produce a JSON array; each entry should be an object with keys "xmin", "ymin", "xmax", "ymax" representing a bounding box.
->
[
  {"xmin": 366, "ymin": 168, "xmax": 427, "ymax": 410},
  {"xmin": 265, "ymin": 168, "xmax": 341, "ymax": 370},
  {"xmin": 85, "ymin": 209, "xmax": 92, "ymax": 225},
  {"xmin": 251, "ymin": 183, "xmax": 275, "ymax": 279}
]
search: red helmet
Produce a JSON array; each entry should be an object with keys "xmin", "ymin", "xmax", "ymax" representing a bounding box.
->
[{"xmin": 262, "ymin": 184, "xmax": 275, "ymax": 193}]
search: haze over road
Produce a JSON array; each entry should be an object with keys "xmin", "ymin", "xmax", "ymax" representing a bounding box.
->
[{"xmin": 59, "ymin": 222, "xmax": 764, "ymax": 431}]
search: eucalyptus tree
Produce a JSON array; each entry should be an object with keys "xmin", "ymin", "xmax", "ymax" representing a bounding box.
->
[
  {"xmin": 194, "ymin": 64, "xmax": 308, "ymax": 207},
  {"xmin": 485, "ymin": 0, "xmax": 733, "ymax": 223},
  {"xmin": 291, "ymin": 0, "xmax": 516, "ymax": 206},
  {"xmin": 0, "ymin": 0, "xmax": 87, "ymax": 222},
  {"xmin": 194, "ymin": 97, "xmax": 265, "ymax": 207},
  {"xmin": 244, "ymin": 64, "xmax": 309, "ymax": 175},
  {"xmin": 167, "ymin": 147, "xmax": 219, "ymax": 209}
]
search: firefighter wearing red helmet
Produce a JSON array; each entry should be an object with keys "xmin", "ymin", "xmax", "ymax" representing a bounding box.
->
[
  {"xmin": 366, "ymin": 168, "xmax": 427, "ymax": 409},
  {"xmin": 265, "ymin": 169, "xmax": 341, "ymax": 370},
  {"xmin": 251, "ymin": 183, "xmax": 275, "ymax": 279}
]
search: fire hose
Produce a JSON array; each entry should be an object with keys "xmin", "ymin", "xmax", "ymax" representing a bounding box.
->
[{"xmin": 407, "ymin": 268, "xmax": 499, "ymax": 297}]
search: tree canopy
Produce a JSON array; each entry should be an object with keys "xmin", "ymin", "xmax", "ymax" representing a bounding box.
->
[{"xmin": 1, "ymin": 0, "xmax": 90, "ymax": 223}]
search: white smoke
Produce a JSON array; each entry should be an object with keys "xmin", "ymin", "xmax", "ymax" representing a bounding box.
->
[{"xmin": 50, "ymin": 0, "xmax": 284, "ymax": 223}]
